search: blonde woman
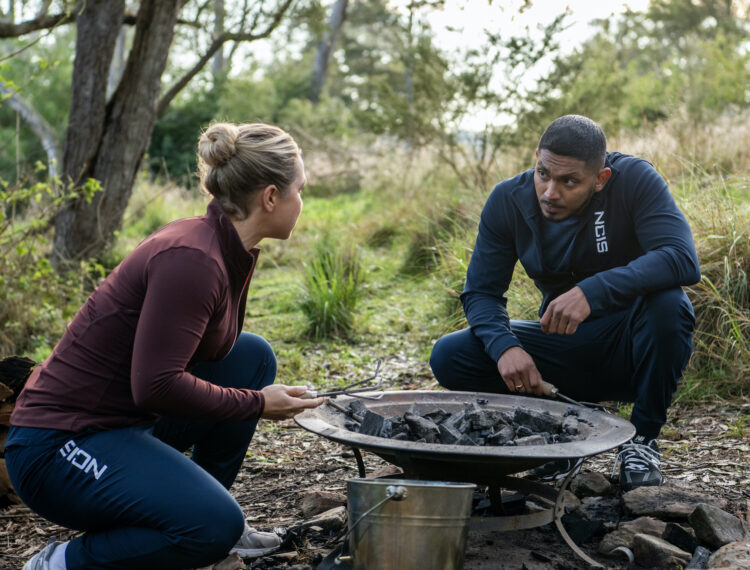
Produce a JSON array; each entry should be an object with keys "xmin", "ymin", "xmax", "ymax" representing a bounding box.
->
[{"xmin": 7, "ymin": 123, "xmax": 325, "ymax": 570}]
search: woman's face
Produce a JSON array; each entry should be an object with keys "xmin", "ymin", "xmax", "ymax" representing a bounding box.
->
[{"xmin": 272, "ymin": 157, "xmax": 305, "ymax": 240}]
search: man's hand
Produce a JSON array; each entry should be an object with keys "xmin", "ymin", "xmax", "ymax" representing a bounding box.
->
[
  {"xmin": 498, "ymin": 346, "xmax": 544, "ymax": 395},
  {"xmin": 540, "ymin": 286, "xmax": 591, "ymax": 335},
  {"xmin": 260, "ymin": 385, "xmax": 325, "ymax": 420}
]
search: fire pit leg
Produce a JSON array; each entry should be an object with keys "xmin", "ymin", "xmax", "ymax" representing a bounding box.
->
[
  {"xmin": 352, "ymin": 447, "xmax": 366, "ymax": 477},
  {"xmin": 552, "ymin": 463, "xmax": 605, "ymax": 569}
]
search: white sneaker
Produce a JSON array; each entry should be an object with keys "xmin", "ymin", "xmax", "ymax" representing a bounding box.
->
[
  {"xmin": 23, "ymin": 541, "xmax": 58, "ymax": 570},
  {"xmin": 229, "ymin": 523, "xmax": 281, "ymax": 558}
]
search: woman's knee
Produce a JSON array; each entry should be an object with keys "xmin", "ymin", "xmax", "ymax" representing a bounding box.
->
[{"xmin": 234, "ymin": 333, "xmax": 277, "ymax": 388}]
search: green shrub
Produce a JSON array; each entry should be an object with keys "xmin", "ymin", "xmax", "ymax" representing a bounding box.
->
[
  {"xmin": 300, "ymin": 239, "xmax": 364, "ymax": 340},
  {"xmin": 0, "ymin": 178, "xmax": 100, "ymax": 359}
]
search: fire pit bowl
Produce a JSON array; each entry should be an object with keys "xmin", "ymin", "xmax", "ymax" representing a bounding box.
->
[{"xmin": 295, "ymin": 390, "xmax": 635, "ymax": 483}]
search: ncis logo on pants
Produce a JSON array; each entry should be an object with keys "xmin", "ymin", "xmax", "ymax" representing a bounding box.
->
[{"xmin": 60, "ymin": 440, "xmax": 109, "ymax": 480}]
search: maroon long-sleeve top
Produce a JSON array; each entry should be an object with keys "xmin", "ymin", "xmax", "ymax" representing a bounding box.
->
[{"xmin": 11, "ymin": 199, "xmax": 265, "ymax": 432}]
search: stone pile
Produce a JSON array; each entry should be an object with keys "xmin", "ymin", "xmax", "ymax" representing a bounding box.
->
[
  {"xmin": 340, "ymin": 398, "xmax": 590, "ymax": 446},
  {"xmin": 551, "ymin": 471, "xmax": 749, "ymax": 569}
]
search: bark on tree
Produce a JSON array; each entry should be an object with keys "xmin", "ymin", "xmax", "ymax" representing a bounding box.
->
[
  {"xmin": 309, "ymin": 0, "xmax": 348, "ymax": 104},
  {"xmin": 211, "ymin": 0, "xmax": 225, "ymax": 81},
  {"xmin": 52, "ymin": 0, "xmax": 182, "ymax": 267}
]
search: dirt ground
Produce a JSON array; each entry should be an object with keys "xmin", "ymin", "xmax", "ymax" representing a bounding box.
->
[{"xmin": 1, "ymin": 397, "xmax": 748, "ymax": 569}]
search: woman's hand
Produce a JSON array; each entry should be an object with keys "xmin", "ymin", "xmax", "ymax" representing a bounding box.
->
[{"xmin": 260, "ymin": 384, "xmax": 325, "ymax": 420}]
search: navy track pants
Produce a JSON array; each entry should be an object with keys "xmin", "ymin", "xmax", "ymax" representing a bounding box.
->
[
  {"xmin": 5, "ymin": 332, "xmax": 276, "ymax": 570},
  {"xmin": 429, "ymin": 288, "xmax": 695, "ymax": 440}
]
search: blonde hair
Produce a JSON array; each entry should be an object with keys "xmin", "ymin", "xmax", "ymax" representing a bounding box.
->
[{"xmin": 197, "ymin": 123, "xmax": 301, "ymax": 219}]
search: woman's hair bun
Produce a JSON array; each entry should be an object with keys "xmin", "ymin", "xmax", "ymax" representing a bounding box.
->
[{"xmin": 198, "ymin": 123, "xmax": 239, "ymax": 168}]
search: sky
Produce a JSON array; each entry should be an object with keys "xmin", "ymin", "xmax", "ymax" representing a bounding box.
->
[
  {"xmin": 410, "ymin": 0, "xmax": 651, "ymax": 129},
  {"xmin": 416, "ymin": 0, "xmax": 650, "ymax": 55}
]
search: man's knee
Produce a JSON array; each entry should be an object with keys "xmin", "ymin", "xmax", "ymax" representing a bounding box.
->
[
  {"xmin": 429, "ymin": 334, "xmax": 455, "ymax": 388},
  {"xmin": 637, "ymin": 288, "xmax": 695, "ymax": 340}
]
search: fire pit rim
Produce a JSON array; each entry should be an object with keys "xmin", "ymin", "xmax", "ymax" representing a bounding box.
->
[{"xmin": 295, "ymin": 389, "xmax": 636, "ymax": 461}]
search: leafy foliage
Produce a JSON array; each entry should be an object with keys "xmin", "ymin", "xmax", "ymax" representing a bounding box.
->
[
  {"xmin": 148, "ymin": 89, "xmax": 219, "ymax": 183},
  {"xmin": 0, "ymin": 176, "xmax": 104, "ymax": 360}
]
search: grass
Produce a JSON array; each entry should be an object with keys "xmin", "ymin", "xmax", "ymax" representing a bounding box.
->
[
  {"xmin": 2, "ymin": 123, "xmax": 749, "ymax": 406},
  {"xmin": 300, "ymin": 239, "xmax": 364, "ymax": 340}
]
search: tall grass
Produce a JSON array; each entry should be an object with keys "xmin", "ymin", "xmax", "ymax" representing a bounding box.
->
[
  {"xmin": 678, "ymin": 170, "xmax": 750, "ymax": 398},
  {"xmin": 300, "ymin": 239, "xmax": 364, "ymax": 340}
]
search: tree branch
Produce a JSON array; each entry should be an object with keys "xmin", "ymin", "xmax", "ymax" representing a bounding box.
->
[
  {"xmin": 0, "ymin": 8, "xmax": 200, "ymax": 38},
  {"xmin": 156, "ymin": 0, "xmax": 295, "ymax": 116},
  {"xmin": 0, "ymin": 83, "xmax": 61, "ymax": 179},
  {"xmin": 0, "ymin": 11, "xmax": 72, "ymax": 38}
]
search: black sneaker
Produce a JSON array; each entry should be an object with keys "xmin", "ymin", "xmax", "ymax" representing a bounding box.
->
[
  {"xmin": 528, "ymin": 457, "xmax": 584, "ymax": 481},
  {"xmin": 614, "ymin": 435, "xmax": 664, "ymax": 492}
]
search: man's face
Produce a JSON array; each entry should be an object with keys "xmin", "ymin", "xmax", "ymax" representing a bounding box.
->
[{"xmin": 533, "ymin": 149, "xmax": 611, "ymax": 221}]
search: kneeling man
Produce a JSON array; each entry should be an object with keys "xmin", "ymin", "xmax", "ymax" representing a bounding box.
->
[{"xmin": 430, "ymin": 115, "xmax": 700, "ymax": 490}]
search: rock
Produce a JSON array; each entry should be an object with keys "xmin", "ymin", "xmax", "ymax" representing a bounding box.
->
[
  {"xmin": 688, "ymin": 503, "xmax": 747, "ymax": 550},
  {"xmin": 403, "ymin": 412, "xmax": 439, "ymax": 442},
  {"xmin": 513, "ymin": 407, "xmax": 562, "ymax": 433},
  {"xmin": 300, "ymin": 506, "xmax": 347, "ymax": 533},
  {"xmin": 707, "ymin": 541, "xmax": 750, "ymax": 568},
  {"xmin": 559, "ymin": 490, "xmax": 581, "ymax": 512},
  {"xmin": 561, "ymin": 415, "xmax": 579, "ymax": 435},
  {"xmin": 623, "ymin": 485, "xmax": 727, "ymax": 520},
  {"xmin": 423, "ymin": 408, "xmax": 449, "ymax": 424},
  {"xmin": 632, "ymin": 533, "xmax": 691, "ymax": 569},
  {"xmin": 663, "ymin": 522, "xmax": 698, "ymax": 554},
  {"xmin": 579, "ymin": 496, "xmax": 621, "ymax": 531},
  {"xmin": 440, "ymin": 409, "xmax": 466, "ymax": 431},
  {"xmin": 366, "ymin": 464, "xmax": 403, "ymax": 479},
  {"xmin": 515, "ymin": 434, "xmax": 546, "ymax": 446},
  {"xmin": 486, "ymin": 425, "xmax": 515, "ymax": 446},
  {"xmin": 358, "ymin": 410, "xmax": 387, "ymax": 437},
  {"xmin": 465, "ymin": 403, "xmax": 504, "ymax": 429},
  {"xmin": 686, "ymin": 545, "xmax": 711, "ymax": 569},
  {"xmin": 620, "ymin": 516, "xmax": 668, "ymax": 537},
  {"xmin": 599, "ymin": 529, "xmax": 637, "ymax": 556},
  {"xmin": 570, "ymin": 472, "xmax": 613, "ymax": 498},
  {"xmin": 560, "ymin": 511, "xmax": 604, "ymax": 544},
  {"xmin": 598, "ymin": 517, "xmax": 667, "ymax": 556},
  {"xmin": 438, "ymin": 423, "xmax": 462, "ymax": 444},
  {"xmin": 300, "ymin": 490, "xmax": 347, "ymax": 518}
]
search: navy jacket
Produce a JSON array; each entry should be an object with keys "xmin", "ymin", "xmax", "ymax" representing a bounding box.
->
[{"xmin": 461, "ymin": 152, "xmax": 701, "ymax": 363}]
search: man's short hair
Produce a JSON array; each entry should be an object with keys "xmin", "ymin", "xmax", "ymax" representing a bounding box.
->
[{"xmin": 538, "ymin": 115, "xmax": 607, "ymax": 171}]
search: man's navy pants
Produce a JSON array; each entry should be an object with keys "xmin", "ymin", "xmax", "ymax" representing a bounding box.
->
[
  {"xmin": 6, "ymin": 332, "xmax": 276, "ymax": 570},
  {"xmin": 429, "ymin": 288, "xmax": 695, "ymax": 440}
]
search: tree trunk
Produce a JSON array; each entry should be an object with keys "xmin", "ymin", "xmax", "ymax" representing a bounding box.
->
[
  {"xmin": 309, "ymin": 0, "xmax": 348, "ymax": 104},
  {"xmin": 211, "ymin": 0, "xmax": 225, "ymax": 81},
  {"xmin": 52, "ymin": 0, "xmax": 182, "ymax": 267}
]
